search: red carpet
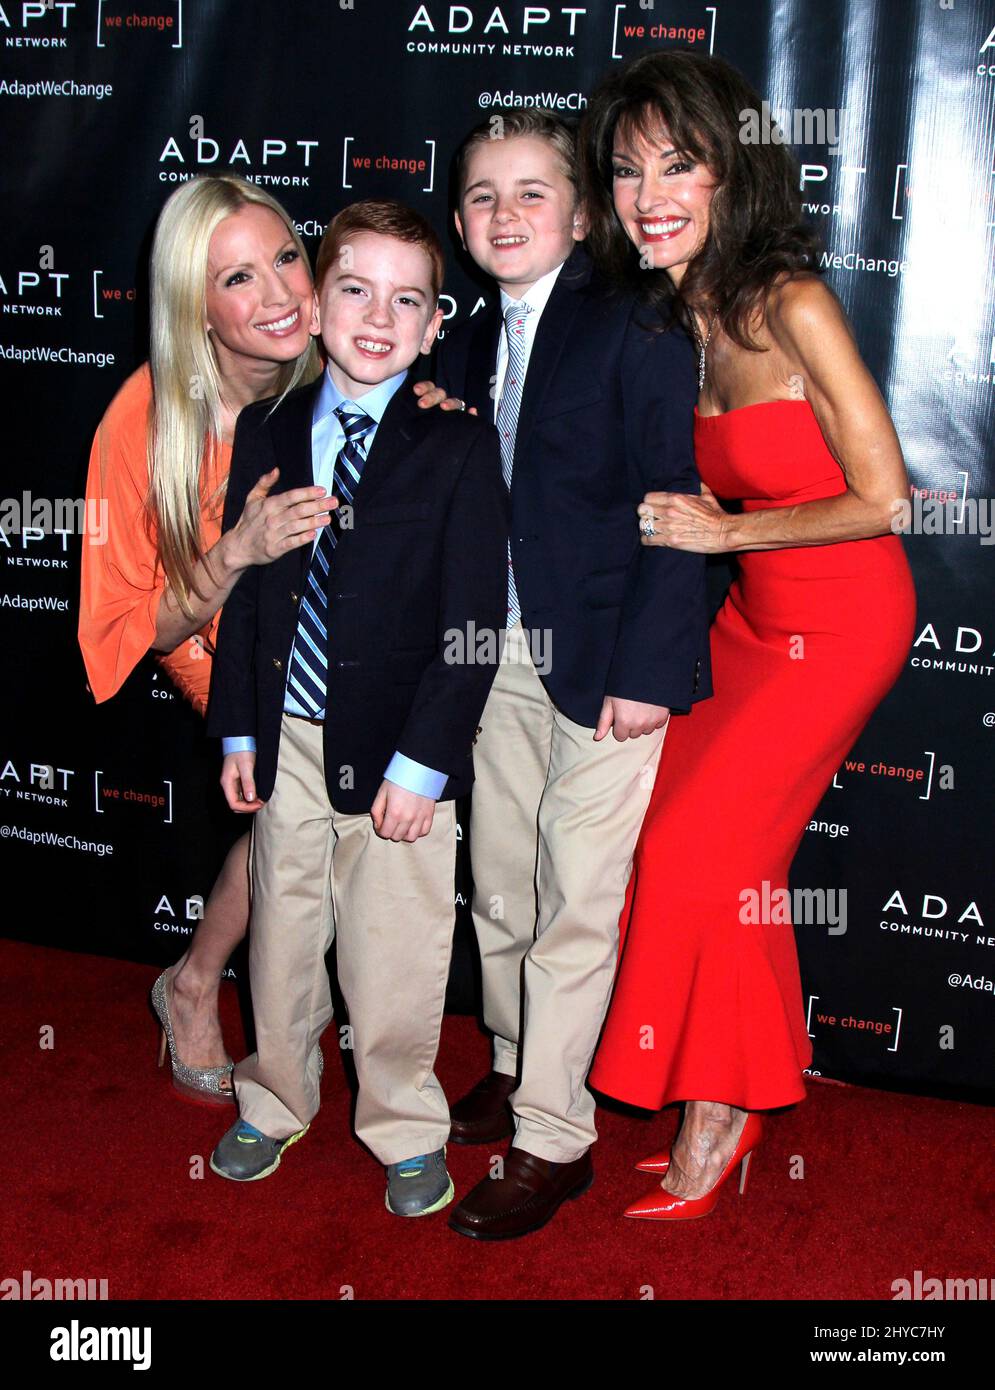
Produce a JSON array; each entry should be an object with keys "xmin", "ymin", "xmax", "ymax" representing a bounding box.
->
[{"xmin": 3, "ymin": 938, "xmax": 993, "ymax": 1301}]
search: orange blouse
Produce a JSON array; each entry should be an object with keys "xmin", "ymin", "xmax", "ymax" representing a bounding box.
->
[{"xmin": 78, "ymin": 363, "xmax": 231, "ymax": 718}]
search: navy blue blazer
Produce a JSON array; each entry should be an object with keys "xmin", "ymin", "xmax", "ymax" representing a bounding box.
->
[
  {"xmin": 434, "ymin": 244, "xmax": 712, "ymax": 725},
  {"xmin": 205, "ymin": 372, "xmax": 509, "ymax": 811}
]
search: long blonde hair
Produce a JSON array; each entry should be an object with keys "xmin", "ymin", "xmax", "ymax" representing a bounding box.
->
[{"xmin": 147, "ymin": 175, "xmax": 321, "ymax": 620}]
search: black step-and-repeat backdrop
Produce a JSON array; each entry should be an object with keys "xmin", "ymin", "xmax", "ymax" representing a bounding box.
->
[{"xmin": 1, "ymin": 1, "xmax": 992, "ymax": 1102}]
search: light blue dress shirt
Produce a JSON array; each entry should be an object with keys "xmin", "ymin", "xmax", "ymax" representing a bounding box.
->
[{"xmin": 221, "ymin": 367, "xmax": 448, "ymax": 801}]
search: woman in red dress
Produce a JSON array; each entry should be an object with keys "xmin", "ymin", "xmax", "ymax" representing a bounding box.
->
[{"xmin": 580, "ymin": 52, "xmax": 916, "ymax": 1218}]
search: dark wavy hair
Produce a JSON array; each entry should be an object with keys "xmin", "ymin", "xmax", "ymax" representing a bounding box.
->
[{"xmin": 580, "ymin": 50, "xmax": 822, "ymax": 349}]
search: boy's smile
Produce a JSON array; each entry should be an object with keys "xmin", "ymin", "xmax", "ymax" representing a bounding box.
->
[
  {"xmin": 315, "ymin": 231, "xmax": 443, "ymax": 399},
  {"xmin": 456, "ymin": 134, "xmax": 585, "ymax": 297}
]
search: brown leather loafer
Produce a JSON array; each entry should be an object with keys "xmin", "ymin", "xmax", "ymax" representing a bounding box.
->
[
  {"xmin": 448, "ymin": 1070, "xmax": 517, "ymax": 1145},
  {"xmin": 448, "ymin": 1147, "xmax": 594, "ymax": 1240}
]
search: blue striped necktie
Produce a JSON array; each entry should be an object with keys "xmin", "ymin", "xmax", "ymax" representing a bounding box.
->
[
  {"xmin": 495, "ymin": 300, "xmax": 532, "ymax": 628},
  {"xmin": 286, "ymin": 403, "xmax": 375, "ymax": 719}
]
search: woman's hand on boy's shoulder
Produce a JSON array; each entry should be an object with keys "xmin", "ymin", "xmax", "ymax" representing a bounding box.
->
[{"xmin": 413, "ymin": 380, "xmax": 478, "ymax": 416}]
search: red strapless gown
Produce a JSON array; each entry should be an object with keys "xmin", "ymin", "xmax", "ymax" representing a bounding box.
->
[{"xmin": 589, "ymin": 400, "xmax": 917, "ymax": 1111}]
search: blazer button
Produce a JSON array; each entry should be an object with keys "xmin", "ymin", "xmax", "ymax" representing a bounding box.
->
[
  {"xmin": 273, "ymin": 658, "xmax": 283, "ymax": 671},
  {"xmin": 290, "ymin": 590, "xmax": 299, "ymax": 604}
]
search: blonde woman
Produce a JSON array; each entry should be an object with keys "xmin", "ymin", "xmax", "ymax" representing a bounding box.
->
[{"xmin": 79, "ymin": 175, "xmax": 333, "ymax": 1103}]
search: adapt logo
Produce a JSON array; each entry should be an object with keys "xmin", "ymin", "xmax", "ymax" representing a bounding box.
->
[
  {"xmin": 406, "ymin": 3, "xmax": 588, "ymax": 56},
  {"xmin": 0, "ymin": 757, "xmax": 75, "ymax": 808},
  {"xmin": 979, "ymin": 20, "xmax": 995, "ymax": 76},
  {"xmin": 158, "ymin": 117, "xmax": 319, "ymax": 187},
  {"xmin": 910, "ymin": 622, "xmax": 994, "ymax": 677},
  {"xmin": 0, "ymin": 1, "xmax": 77, "ymax": 48},
  {"xmin": 408, "ymin": 5, "xmax": 588, "ymax": 37},
  {"xmin": 0, "ymin": 252, "xmax": 69, "ymax": 318},
  {"xmin": 881, "ymin": 889, "xmax": 984, "ymax": 931}
]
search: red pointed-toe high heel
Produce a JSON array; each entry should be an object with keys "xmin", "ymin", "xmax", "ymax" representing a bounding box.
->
[
  {"xmin": 624, "ymin": 1113, "xmax": 763, "ymax": 1221},
  {"xmin": 635, "ymin": 1150, "xmax": 671, "ymax": 1174}
]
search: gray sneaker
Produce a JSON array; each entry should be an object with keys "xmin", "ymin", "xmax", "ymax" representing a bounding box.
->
[
  {"xmin": 210, "ymin": 1120, "xmax": 309, "ymax": 1182},
  {"xmin": 385, "ymin": 1147, "xmax": 455, "ymax": 1217}
]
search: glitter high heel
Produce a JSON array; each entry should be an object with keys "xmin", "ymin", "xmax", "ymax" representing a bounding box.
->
[{"xmin": 151, "ymin": 967, "xmax": 235, "ymax": 1107}]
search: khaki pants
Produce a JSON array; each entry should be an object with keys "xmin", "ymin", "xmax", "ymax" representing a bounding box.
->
[
  {"xmin": 469, "ymin": 623, "xmax": 667, "ymax": 1163},
  {"xmin": 234, "ymin": 712, "xmax": 458, "ymax": 1166}
]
